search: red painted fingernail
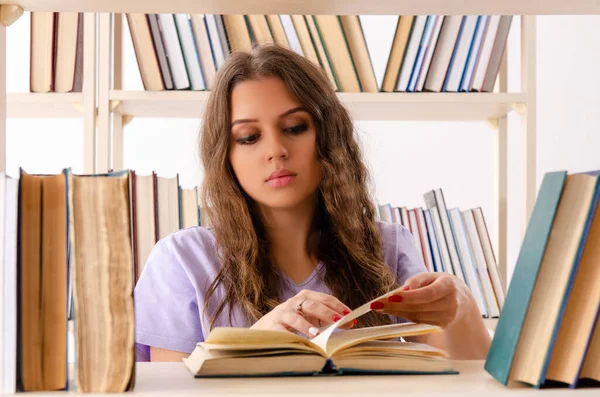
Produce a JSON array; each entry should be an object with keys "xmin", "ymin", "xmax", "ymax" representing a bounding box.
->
[
  {"xmin": 353, "ymin": 319, "xmax": 358, "ymax": 325},
  {"xmin": 370, "ymin": 301, "xmax": 384, "ymax": 310},
  {"xmin": 403, "ymin": 286, "xmax": 410, "ymax": 291},
  {"xmin": 343, "ymin": 309, "xmax": 351, "ymax": 315},
  {"xmin": 333, "ymin": 315, "xmax": 341, "ymax": 322},
  {"xmin": 388, "ymin": 295, "xmax": 403, "ymax": 303}
]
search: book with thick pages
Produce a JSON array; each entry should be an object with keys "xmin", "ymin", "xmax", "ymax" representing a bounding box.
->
[
  {"xmin": 68, "ymin": 170, "xmax": 135, "ymax": 392},
  {"xmin": 18, "ymin": 170, "xmax": 68, "ymax": 391},
  {"xmin": 184, "ymin": 286, "xmax": 456, "ymax": 377}
]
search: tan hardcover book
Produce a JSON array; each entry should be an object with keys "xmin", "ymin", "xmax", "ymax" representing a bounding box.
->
[
  {"xmin": 223, "ymin": 15, "xmax": 252, "ymax": 52},
  {"xmin": 68, "ymin": 171, "xmax": 134, "ymax": 392},
  {"xmin": 181, "ymin": 187, "xmax": 200, "ymax": 228},
  {"xmin": 19, "ymin": 170, "xmax": 67, "ymax": 391},
  {"xmin": 509, "ymin": 174, "xmax": 600, "ymax": 386},
  {"xmin": 580, "ymin": 315, "xmax": 600, "ymax": 382},
  {"xmin": 30, "ymin": 12, "xmax": 55, "ymax": 92},
  {"xmin": 266, "ymin": 15, "xmax": 289, "ymax": 48},
  {"xmin": 156, "ymin": 175, "xmax": 181, "ymax": 239},
  {"xmin": 382, "ymin": 16, "xmax": 414, "ymax": 93},
  {"xmin": 304, "ymin": 15, "xmax": 337, "ymax": 90},
  {"xmin": 134, "ymin": 173, "xmax": 157, "ymax": 280},
  {"xmin": 53, "ymin": 12, "xmax": 79, "ymax": 92},
  {"xmin": 184, "ymin": 286, "xmax": 454, "ymax": 377},
  {"xmin": 72, "ymin": 13, "xmax": 84, "ymax": 92},
  {"xmin": 290, "ymin": 15, "xmax": 319, "ymax": 65},
  {"xmin": 473, "ymin": 207, "xmax": 505, "ymax": 307},
  {"xmin": 339, "ymin": 15, "xmax": 377, "ymax": 92},
  {"xmin": 199, "ymin": 207, "xmax": 212, "ymax": 228},
  {"xmin": 126, "ymin": 13, "xmax": 164, "ymax": 91},
  {"xmin": 190, "ymin": 14, "xmax": 217, "ymax": 88},
  {"xmin": 313, "ymin": 15, "xmax": 361, "ymax": 92},
  {"xmin": 246, "ymin": 14, "xmax": 274, "ymax": 46},
  {"xmin": 545, "ymin": 190, "xmax": 600, "ymax": 385}
]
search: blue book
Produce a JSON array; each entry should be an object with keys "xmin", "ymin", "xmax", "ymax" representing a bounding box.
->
[
  {"xmin": 424, "ymin": 209, "xmax": 444, "ymax": 273},
  {"xmin": 441, "ymin": 16, "xmax": 466, "ymax": 92},
  {"xmin": 485, "ymin": 171, "xmax": 567, "ymax": 385},
  {"xmin": 459, "ymin": 16, "xmax": 487, "ymax": 92},
  {"xmin": 407, "ymin": 16, "xmax": 435, "ymax": 92}
]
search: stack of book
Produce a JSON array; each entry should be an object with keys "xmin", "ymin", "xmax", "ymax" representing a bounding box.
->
[
  {"xmin": 486, "ymin": 170, "xmax": 600, "ymax": 388},
  {"xmin": 29, "ymin": 12, "xmax": 84, "ymax": 93},
  {"xmin": 126, "ymin": 14, "xmax": 512, "ymax": 93},
  {"xmin": 377, "ymin": 189, "xmax": 504, "ymax": 320}
]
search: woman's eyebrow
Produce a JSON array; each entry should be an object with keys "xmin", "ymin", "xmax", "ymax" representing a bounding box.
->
[
  {"xmin": 231, "ymin": 107, "xmax": 308, "ymax": 127},
  {"xmin": 279, "ymin": 107, "xmax": 308, "ymax": 118},
  {"xmin": 231, "ymin": 118, "xmax": 258, "ymax": 128}
]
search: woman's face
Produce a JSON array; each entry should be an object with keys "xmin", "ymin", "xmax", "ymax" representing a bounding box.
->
[{"xmin": 228, "ymin": 77, "xmax": 322, "ymax": 212}]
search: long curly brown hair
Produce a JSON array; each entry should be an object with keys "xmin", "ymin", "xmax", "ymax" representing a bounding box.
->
[{"xmin": 200, "ymin": 45, "xmax": 397, "ymax": 329}]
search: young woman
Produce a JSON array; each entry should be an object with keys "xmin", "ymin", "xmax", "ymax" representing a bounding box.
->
[{"xmin": 134, "ymin": 45, "xmax": 491, "ymax": 363}]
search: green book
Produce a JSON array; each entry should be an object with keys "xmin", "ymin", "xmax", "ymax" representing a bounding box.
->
[{"xmin": 484, "ymin": 170, "xmax": 567, "ymax": 385}]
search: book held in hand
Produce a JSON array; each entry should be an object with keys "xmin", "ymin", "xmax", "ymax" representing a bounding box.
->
[{"xmin": 184, "ymin": 287, "xmax": 456, "ymax": 377}]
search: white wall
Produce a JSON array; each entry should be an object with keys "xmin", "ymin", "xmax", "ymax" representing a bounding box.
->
[{"xmin": 7, "ymin": 14, "xmax": 600, "ymax": 287}]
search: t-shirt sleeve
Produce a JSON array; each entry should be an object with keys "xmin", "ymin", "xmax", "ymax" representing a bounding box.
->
[
  {"xmin": 382, "ymin": 223, "xmax": 428, "ymax": 325},
  {"xmin": 134, "ymin": 237, "xmax": 203, "ymax": 361},
  {"xmin": 395, "ymin": 225, "xmax": 429, "ymax": 286}
]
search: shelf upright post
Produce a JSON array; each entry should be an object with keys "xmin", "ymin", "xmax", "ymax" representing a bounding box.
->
[
  {"xmin": 0, "ymin": 4, "xmax": 20, "ymax": 174},
  {"xmin": 0, "ymin": 17, "xmax": 6, "ymax": 173},
  {"xmin": 112, "ymin": 13, "xmax": 125, "ymax": 172},
  {"xmin": 83, "ymin": 12, "xmax": 97, "ymax": 174},
  {"xmin": 521, "ymin": 16, "xmax": 537, "ymax": 237},
  {"xmin": 97, "ymin": 12, "xmax": 112, "ymax": 173},
  {"xmin": 495, "ymin": 29, "xmax": 509, "ymax": 290}
]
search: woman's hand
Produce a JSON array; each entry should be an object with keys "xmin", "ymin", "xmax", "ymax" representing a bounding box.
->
[
  {"xmin": 251, "ymin": 289, "xmax": 355, "ymax": 337},
  {"xmin": 370, "ymin": 272, "xmax": 474, "ymax": 328}
]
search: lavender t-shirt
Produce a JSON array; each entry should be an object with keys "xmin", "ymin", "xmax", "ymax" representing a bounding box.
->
[{"xmin": 134, "ymin": 221, "xmax": 427, "ymax": 361}]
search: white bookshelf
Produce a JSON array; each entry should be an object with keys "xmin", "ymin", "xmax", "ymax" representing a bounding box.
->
[
  {"xmin": 6, "ymin": 0, "xmax": 600, "ymax": 15},
  {"xmin": 0, "ymin": 0, "xmax": 553, "ymax": 293},
  {"xmin": 110, "ymin": 90, "xmax": 526, "ymax": 121},
  {"xmin": 7, "ymin": 93, "xmax": 84, "ymax": 118}
]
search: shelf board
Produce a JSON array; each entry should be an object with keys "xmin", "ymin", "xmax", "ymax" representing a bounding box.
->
[
  {"xmin": 7, "ymin": 93, "xmax": 84, "ymax": 118},
  {"xmin": 9, "ymin": 0, "xmax": 600, "ymax": 15},
  {"xmin": 110, "ymin": 90, "xmax": 525, "ymax": 121}
]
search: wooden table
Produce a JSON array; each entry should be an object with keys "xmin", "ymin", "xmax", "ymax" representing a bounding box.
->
[{"xmin": 22, "ymin": 361, "xmax": 599, "ymax": 395}]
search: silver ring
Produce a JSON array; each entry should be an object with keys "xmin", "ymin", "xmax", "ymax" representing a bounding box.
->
[{"xmin": 295, "ymin": 299, "xmax": 307, "ymax": 314}]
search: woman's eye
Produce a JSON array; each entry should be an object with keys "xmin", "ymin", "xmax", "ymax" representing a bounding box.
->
[
  {"xmin": 236, "ymin": 134, "xmax": 259, "ymax": 145},
  {"xmin": 284, "ymin": 123, "xmax": 309, "ymax": 134}
]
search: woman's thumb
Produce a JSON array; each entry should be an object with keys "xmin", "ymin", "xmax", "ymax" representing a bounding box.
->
[{"xmin": 402, "ymin": 272, "xmax": 434, "ymax": 290}]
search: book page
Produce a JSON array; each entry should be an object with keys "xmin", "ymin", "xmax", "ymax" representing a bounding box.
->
[
  {"xmin": 204, "ymin": 327, "xmax": 324, "ymax": 355},
  {"xmin": 334, "ymin": 340, "xmax": 448, "ymax": 358},
  {"xmin": 200, "ymin": 342, "xmax": 316, "ymax": 353},
  {"xmin": 311, "ymin": 285, "xmax": 421, "ymax": 353},
  {"xmin": 325, "ymin": 323, "xmax": 441, "ymax": 357}
]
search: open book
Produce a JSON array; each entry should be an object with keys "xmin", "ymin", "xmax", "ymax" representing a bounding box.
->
[{"xmin": 183, "ymin": 286, "xmax": 456, "ymax": 377}]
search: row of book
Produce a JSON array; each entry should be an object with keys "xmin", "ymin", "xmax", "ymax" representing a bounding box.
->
[
  {"xmin": 27, "ymin": 11, "xmax": 512, "ymax": 94},
  {"xmin": 377, "ymin": 188, "xmax": 504, "ymax": 320},
  {"xmin": 126, "ymin": 14, "xmax": 512, "ymax": 93},
  {"xmin": 486, "ymin": 170, "xmax": 600, "ymax": 388},
  {"xmin": 30, "ymin": 12, "xmax": 84, "ymax": 93}
]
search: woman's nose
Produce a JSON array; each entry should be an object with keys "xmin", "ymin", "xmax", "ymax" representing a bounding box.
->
[{"xmin": 265, "ymin": 131, "xmax": 289, "ymax": 161}]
